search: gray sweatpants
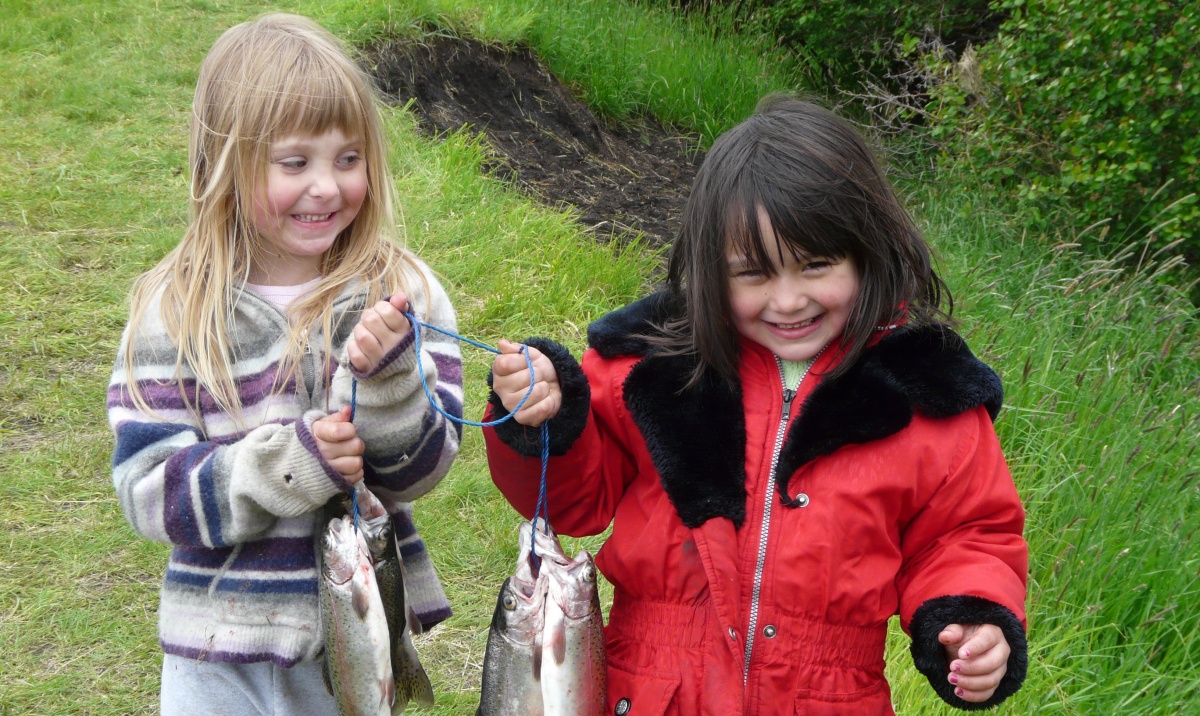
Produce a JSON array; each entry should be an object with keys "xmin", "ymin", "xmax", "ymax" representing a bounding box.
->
[{"xmin": 160, "ymin": 653, "xmax": 338, "ymax": 716}]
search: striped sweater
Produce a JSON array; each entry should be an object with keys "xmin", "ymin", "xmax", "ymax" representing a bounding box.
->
[{"xmin": 107, "ymin": 257, "xmax": 461, "ymax": 667}]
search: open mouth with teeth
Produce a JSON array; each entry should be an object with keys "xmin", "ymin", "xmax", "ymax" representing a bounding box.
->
[
  {"xmin": 293, "ymin": 212, "xmax": 333, "ymax": 222},
  {"xmin": 771, "ymin": 316, "xmax": 819, "ymax": 330}
]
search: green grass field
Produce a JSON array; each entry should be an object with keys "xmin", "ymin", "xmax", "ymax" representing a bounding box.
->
[{"xmin": 2, "ymin": 1, "xmax": 1198, "ymax": 714}]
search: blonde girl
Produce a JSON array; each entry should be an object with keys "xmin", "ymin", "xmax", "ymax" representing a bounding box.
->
[{"xmin": 107, "ymin": 14, "xmax": 461, "ymax": 714}]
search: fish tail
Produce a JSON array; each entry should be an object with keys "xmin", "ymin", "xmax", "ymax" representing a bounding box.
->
[{"xmin": 393, "ymin": 663, "xmax": 435, "ymax": 709}]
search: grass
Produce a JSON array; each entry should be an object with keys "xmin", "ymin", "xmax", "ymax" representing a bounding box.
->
[{"xmin": 2, "ymin": 1, "xmax": 1199, "ymax": 714}]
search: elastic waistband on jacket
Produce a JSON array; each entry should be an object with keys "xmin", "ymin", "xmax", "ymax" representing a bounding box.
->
[{"xmin": 608, "ymin": 597, "xmax": 886, "ymax": 670}]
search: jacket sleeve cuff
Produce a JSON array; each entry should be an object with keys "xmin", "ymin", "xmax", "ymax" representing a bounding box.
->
[
  {"xmin": 486, "ymin": 337, "xmax": 589, "ymax": 457},
  {"xmin": 909, "ymin": 594, "xmax": 1028, "ymax": 710}
]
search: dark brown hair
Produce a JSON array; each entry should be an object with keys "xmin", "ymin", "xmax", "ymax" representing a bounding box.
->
[{"xmin": 655, "ymin": 95, "xmax": 951, "ymax": 386}]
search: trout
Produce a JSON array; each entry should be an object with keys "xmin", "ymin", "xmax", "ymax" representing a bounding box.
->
[
  {"xmin": 350, "ymin": 484, "xmax": 436, "ymax": 713},
  {"xmin": 320, "ymin": 514, "xmax": 394, "ymax": 716},
  {"xmin": 477, "ymin": 522, "xmax": 606, "ymax": 716}
]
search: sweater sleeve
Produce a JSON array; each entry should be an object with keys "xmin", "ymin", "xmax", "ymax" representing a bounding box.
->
[
  {"xmin": 108, "ymin": 333, "xmax": 345, "ymax": 549},
  {"xmin": 330, "ymin": 258, "xmax": 463, "ymax": 505},
  {"xmin": 897, "ymin": 407, "xmax": 1029, "ymax": 709}
]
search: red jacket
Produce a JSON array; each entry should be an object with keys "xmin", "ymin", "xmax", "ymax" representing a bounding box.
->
[{"xmin": 485, "ymin": 293, "xmax": 1028, "ymax": 715}]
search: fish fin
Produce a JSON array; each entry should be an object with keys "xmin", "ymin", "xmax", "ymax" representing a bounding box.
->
[
  {"xmin": 545, "ymin": 617, "xmax": 567, "ymax": 665},
  {"xmin": 382, "ymin": 675, "xmax": 396, "ymax": 710},
  {"xmin": 394, "ymin": 664, "xmax": 436, "ymax": 709},
  {"xmin": 351, "ymin": 578, "xmax": 371, "ymax": 620},
  {"xmin": 533, "ymin": 634, "xmax": 543, "ymax": 682},
  {"xmin": 406, "ymin": 605, "xmax": 424, "ymax": 636}
]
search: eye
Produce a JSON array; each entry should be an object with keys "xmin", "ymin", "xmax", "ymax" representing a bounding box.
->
[
  {"xmin": 277, "ymin": 157, "xmax": 307, "ymax": 170},
  {"xmin": 502, "ymin": 594, "xmax": 518, "ymax": 611},
  {"xmin": 337, "ymin": 152, "xmax": 362, "ymax": 167},
  {"xmin": 803, "ymin": 259, "xmax": 833, "ymax": 271}
]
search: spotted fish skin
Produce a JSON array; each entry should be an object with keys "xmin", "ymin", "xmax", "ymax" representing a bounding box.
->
[
  {"xmin": 321, "ymin": 515, "xmax": 394, "ymax": 716},
  {"xmin": 350, "ymin": 485, "xmax": 435, "ymax": 713},
  {"xmin": 477, "ymin": 522, "xmax": 606, "ymax": 716}
]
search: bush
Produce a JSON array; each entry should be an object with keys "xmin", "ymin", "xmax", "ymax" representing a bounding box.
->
[{"xmin": 925, "ymin": 0, "xmax": 1199, "ymax": 259}]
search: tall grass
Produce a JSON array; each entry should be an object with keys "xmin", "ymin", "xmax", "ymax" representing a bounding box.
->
[{"xmin": 2, "ymin": 1, "xmax": 1198, "ymax": 714}]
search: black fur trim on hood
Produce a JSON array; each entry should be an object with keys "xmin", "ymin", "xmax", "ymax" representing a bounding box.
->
[
  {"xmin": 487, "ymin": 337, "xmax": 590, "ymax": 457},
  {"xmin": 586, "ymin": 291, "xmax": 680, "ymax": 359},
  {"xmin": 909, "ymin": 595, "xmax": 1028, "ymax": 709},
  {"xmin": 623, "ymin": 354, "xmax": 748, "ymax": 528},
  {"xmin": 774, "ymin": 324, "xmax": 1003, "ymax": 506}
]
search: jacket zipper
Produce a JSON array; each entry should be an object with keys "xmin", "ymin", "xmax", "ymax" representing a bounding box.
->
[
  {"xmin": 742, "ymin": 354, "xmax": 816, "ymax": 683},
  {"xmin": 301, "ymin": 327, "xmax": 316, "ymax": 403}
]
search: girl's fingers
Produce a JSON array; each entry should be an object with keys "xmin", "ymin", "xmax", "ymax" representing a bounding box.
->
[{"xmin": 960, "ymin": 627, "xmax": 1003, "ymax": 660}]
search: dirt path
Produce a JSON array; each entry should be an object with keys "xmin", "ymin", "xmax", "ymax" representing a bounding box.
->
[{"xmin": 367, "ymin": 36, "xmax": 702, "ymax": 248}]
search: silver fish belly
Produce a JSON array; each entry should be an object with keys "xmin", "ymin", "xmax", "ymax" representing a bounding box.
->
[
  {"xmin": 478, "ymin": 521, "xmax": 606, "ymax": 716},
  {"xmin": 540, "ymin": 547, "xmax": 605, "ymax": 716},
  {"xmin": 350, "ymin": 486, "xmax": 436, "ymax": 713},
  {"xmin": 478, "ymin": 523, "xmax": 548, "ymax": 716},
  {"xmin": 321, "ymin": 515, "xmax": 394, "ymax": 716}
]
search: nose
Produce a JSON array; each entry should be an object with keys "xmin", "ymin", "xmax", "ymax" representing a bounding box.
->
[
  {"xmin": 306, "ymin": 164, "xmax": 338, "ymax": 199},
  {"xmin": 768, "ymin": 275, "xmax": 808, "ymax": 313}
]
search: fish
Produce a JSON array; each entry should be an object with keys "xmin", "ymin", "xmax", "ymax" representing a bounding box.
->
[
  {"xmin": 320, "ymin": 514, "xmax": 395, "ymax": 716},
  {"xmin": 538, "ymin": 537, "xmax": 605, "ymax": 716},
  {"xmin": 477, "ymin": 522, "xmax": 549, "ymax": 716},
  {"xmin": 477, "ymin": 521, "xmax": 607, "ymax": 716},
  {"xmin": 350, "ymin": 484, "xmax": 436, "ymax": 713}
]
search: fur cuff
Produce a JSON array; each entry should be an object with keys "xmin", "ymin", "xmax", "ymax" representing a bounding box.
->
[
  {"xmin": 910, "ymin": 595, "xmax": 1028, "ymax": 710},
  {"xmin": 487, "ymin": 337, "xmax": 590, "ymax": 457}
]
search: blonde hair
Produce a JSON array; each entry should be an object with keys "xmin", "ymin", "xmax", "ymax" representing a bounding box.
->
[{"xmin": 124, "ymin": 13, "xmax": 421, "ymax": 423}]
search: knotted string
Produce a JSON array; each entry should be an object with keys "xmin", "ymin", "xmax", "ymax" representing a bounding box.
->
[{"xmin": 346, "ymin": 308, "xmax": 552, "ymax": 563}]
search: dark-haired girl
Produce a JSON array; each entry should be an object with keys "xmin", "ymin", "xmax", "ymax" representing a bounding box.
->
[{"xmin": 485, "ymin": 96, "xmax": 1027, "ymax": 715}]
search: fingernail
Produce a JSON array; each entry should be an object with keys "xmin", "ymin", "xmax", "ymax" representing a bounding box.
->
[
  {"xmin": 949, "ymin": 674, "xmax": 959, "ymax": 685},
  {"xmin": 952, "ymin": 662, "xmax": 961, "ymax": 672},
  {"xmin": 961, "ymin": 649, "xmax": 971, "ymax": 659},
  {"xmin": 955, "ymin": 688, "xmax": 965, "ymax": 698}
]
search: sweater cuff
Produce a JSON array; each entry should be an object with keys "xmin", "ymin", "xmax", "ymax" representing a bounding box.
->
[
  {"xmin": 909, "ymin": 594, "xmax": 1028, "ymax": 710},
  {"xmin": 486, "ymin": 337, "xmax": 589, "ymax": 457},
  {"xmin": 295, "ymin": 410, "xmax": 353, "ymax": 494},
  {"xmin": 349, "ymin": 322, "xmax": 418, "ymax": 382}
]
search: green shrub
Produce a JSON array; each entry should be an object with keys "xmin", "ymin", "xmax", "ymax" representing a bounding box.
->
[{"xmin": 925, "ymin": 0, "xmax": 1199, "ymax": 259}]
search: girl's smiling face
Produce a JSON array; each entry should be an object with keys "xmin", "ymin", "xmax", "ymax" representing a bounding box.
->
[
  {"xmin": 726, "ymin": 211, "xmax": 861, "ymax": 362},
  {"xmin": 249, "ymin": 128, "xmax": 367, "ymax": 284}
]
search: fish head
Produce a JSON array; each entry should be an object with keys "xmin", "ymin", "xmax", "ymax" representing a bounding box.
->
[
  {"xmin": 491, "ymin": 575, "xmax": 546, "ymax": 647},
  {"xmin": 322, "ymin": 516, "xmax": 364, "ymax": 585},
  {"xmin": 542, "ymin": 550, "xmax": 601, "ymax": 621}
]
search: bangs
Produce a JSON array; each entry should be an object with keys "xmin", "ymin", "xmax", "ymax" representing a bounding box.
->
[
  {"xmin": 264, "ymin": 50, "xmax": 369, "ymax": 141},
  {"xmin": 723, "ymin": 173, "xmax": 854, "ymax": 275}
]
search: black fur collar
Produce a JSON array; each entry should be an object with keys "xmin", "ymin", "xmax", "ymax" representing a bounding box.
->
[{"xmin": 588, "ymin": 292, "xmax": 1004, "ymax": 528}]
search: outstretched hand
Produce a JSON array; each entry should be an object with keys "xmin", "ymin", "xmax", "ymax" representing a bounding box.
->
[
  {"xmin": 491, "ymin": 339, "xmax": 561, "ymax": 427},
  {"xmin": 939, "ymin": 623, "xmax": 1010, "ymax": 703},
  {"xmin": 311, "ymin": 406, "xmax": 365, "ymax": 485},
  {"xmin": 347, "ymin": 293, "xmax": 412, "ymax": 374}
]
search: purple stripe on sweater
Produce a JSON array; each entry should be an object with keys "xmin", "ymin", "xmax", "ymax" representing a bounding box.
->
[
  {"xmin": 165, "ymin": 567, "xmax": 216, "ymax": 589},
  {"xmin": 172, "ymin": 544, "xmax": 236, "ymax": 569},
  {"xmin": 431, "ymin": 352, "xmax": 463, "ymax": 387},
  {"xmin": 231, "ymin": 537, "xmax": 317, "ymax": 571},
  {"xmin": 163, "ymin": 443, "xmax": 221, "ymax": 545},
  {"xmin": 371, "ymin": 422, "xmax": 448, "ymax": 493},
  {"xmin": 164, "ymin": 643, "xmax": 302, "ymax": 668},
  {"xmin": 391, "ymin": 511, "xmax": 417, "ymax": 541},
  {"xmin": 197, "ymin": 457, "xmax": 225, "ymax": 547},
  {"xmin": 112, "ymin": 421, "xmax": 201, "ymax": 467},
  {"xmin": 436, "ymin": 386, "xmax": 464, "ymax": 440},
  {"xmin": 417, "ymin": 606, "xmax": 452, "ymax": 632},
  {"xmin": 398, "ymin": 539, "xmax": 427, "ymax": 560},
  {"xmin": 108, "ymin": 365, "xmax": 298, "ymax": 414},
  {"xmin": 215, "ymin": 575, "xmax": 317, "ymax": 596}
]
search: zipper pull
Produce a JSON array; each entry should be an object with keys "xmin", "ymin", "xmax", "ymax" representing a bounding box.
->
[{"xmin": 781, "ymin": 388, "xmax": 796, "ymax": 423}]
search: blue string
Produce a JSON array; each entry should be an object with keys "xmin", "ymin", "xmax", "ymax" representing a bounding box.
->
[{"xmin": 346, "ymin": 307, "xmax": 552, "ymax": 562}]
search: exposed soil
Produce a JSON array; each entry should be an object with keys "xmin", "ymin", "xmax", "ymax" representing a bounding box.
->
[{"xmin": 365, "ymin": 36, "xmax": 702, "ymax": 248}]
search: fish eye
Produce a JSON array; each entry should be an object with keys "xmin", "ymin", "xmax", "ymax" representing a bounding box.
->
[
  {"xmin": 583, "ymin": 565, "xmax": 597, "ymax": 583},
  {"xmin": 502, "ymin": 594, "xmax": 518, "ymax": 611}
]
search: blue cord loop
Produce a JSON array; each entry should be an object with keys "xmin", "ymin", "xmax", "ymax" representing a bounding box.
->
[{"xmin": 345, "ymin": 306, "xmax": 552, "ymax": 562}]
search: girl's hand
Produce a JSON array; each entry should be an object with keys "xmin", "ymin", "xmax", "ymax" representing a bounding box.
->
[
  {"xmin": 939, "ymin": 623, "xmax": 1010, "ymax": 703},
  {"xmin": 491, "ymin": 339, "xmax": 561, "ymax": 427},
  {"xmin": 312, "ymin": 407, "xmax": 365, "ymax": 484},
  {"xmin": 347, "ymin": 293, "xmax": 412, "ymax": 374}
]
